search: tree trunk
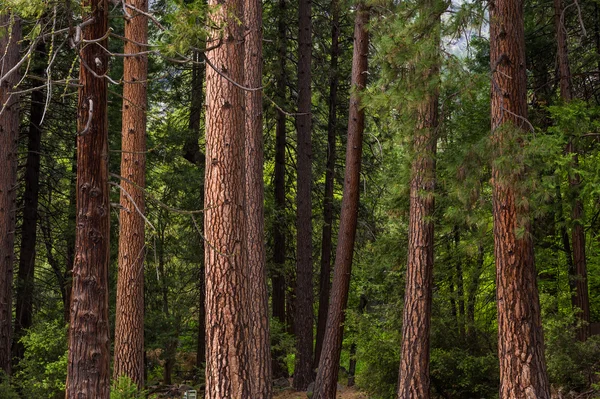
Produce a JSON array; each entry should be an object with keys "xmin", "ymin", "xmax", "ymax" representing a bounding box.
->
[
  {"xmin": 554, "ymin": 0, "xmax": 591, "ymax": 341},
  {"xmin": 66, "ymin": 0, "xmax": 111, "ymax": 396},
  {"xmin": 312, "ymin": 6, "xmax": 369, "ymax": 398},
  {"xmin": 14, "ymin": 41, "xmax": 45, "ymax": 363},
  {"xmin": 490, "ymin": 0, "xmax": 550, "ymax": 396},
  {"xmin": 293, "ymin": 0, "xmax": 314, "ymax": 388},
  {"xmin": 203, "ymin": 0, "xmax": 250, "ymax": 395},
  {"xmin": 244, "ymin": 0, "xmax": 272, "ymax": 396},
  {"xmin": 271, "ymin": 0, "xmax": 288, "ymax": 379},
  {"xmin": 113, "ymin": 0, "xmax": 148, "ymax": 389},
  {"xmin": 397, "ymin": 5, "xmax": 440, "ymax": 398},
  {"xmin": 183, "ymin": 50, "xmax": 206, "ymax": 167},
  {"xmin": 0, "ymin": 12, "xmax": 21, "ymax": 376},
  {"xmin": 315, "ymin": 0, "xmax": 340, "ymax": 367},
  {"xmin": 466, "ymin": 244, "xmax": 484, "ymax": 342}
]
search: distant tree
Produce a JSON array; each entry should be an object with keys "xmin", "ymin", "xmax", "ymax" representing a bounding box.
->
[
  {"xmin": 396, "ymin": 1, "xmax": 441, "ymax": 397},
  {"xmin": 65, "ymin": 0, "xmax": 111, "ymax": 396},
  {"xmin": 294, "ymin": 0, "xmax": 315, "ymax": 388},
  {"xmin": 0, "ymin": 11, "xmax": 21, "ymax": 377},
  {"xmin": 312, "ymin": 3, "xmax": 370, "ymax": 398}
]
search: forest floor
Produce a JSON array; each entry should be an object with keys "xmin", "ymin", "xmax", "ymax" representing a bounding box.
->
[{"xmin": 274, "ymin": 386, "xmax": 368, "ymax": 399}]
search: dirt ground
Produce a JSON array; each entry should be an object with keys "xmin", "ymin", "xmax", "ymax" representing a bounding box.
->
[{"xmin": 274, "ymin": 386, "xmax": 369, "ymax": 399}]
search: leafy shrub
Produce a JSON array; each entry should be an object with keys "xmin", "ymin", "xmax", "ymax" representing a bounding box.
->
[
  {"xmin": 111, "ymin": 376, "xmax": 147, "ymax": 399},
  {"xmin": 13, "ymin": 320, "xmax": 68, "ymax": 399},
  {"xmin": 0, "ymin": 371, "xmax": 19, "ymax": 399}
]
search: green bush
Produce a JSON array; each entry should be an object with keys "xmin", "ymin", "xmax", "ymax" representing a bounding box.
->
[
  {"xmin": 111, "ymin": 376, "xmax": 147, "ymax": 399},
  {"xmin": 13, "ymin": 320, "xmax": 68, "ymax": 399},
  {"xmin": 0, "ymin": 371, "xmax": 19, "ymax": 399}
]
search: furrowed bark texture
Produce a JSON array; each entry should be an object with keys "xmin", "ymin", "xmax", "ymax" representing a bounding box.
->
[
  {"xmin": 0, "ymin": 12, "xmax": 21, "ymax": 376},
  {"xmin": 312, "ymin": 6, "xmax": 369, "ymax": 399},
  {"xmin": 203, "ymin": 0, "xmax": 251, "ymax": 395},
  {"xmin": 554, "ymin": 0, "xmax": 590, "ymax": 341},
  {"xmin": 244, "ymin": 0, "xmax": 273, "ymax": 395},
  {"xmin": 66, "ymin": 0, "xmax": 111, "ymax": 397},
  {"xmin": 113, "ymin": 0, "xmax": 148, "ymax": 388},
  {"xmin": 14, "ymin": 41, "xmax": 46, "ymax": 362},
  {"xmin": 294, "ymin": 0, "xmax": 314, "ymax": 389},
  {"xmin": 397, "ymin": 5, "xmax": 440, "ymax": 398},
  {"xmin": 315, "ymin": 0, "xmax": 340, "ymax": 367},
  {"xmin": 490, "ymin": 0, "xmax": 551, "ymax": 396}
]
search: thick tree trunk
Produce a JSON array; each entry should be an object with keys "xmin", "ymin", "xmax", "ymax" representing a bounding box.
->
[
  {"xmin": 271, "ymin": 0, "xmax": 288, "ymax": 379},
  {"xmin": 244, "ymin": 0, "xmax": 272, "ymax": 396},
  {"xmin": 490, "ymin": 0, "xmax": 550, "ymax": 396},
  {"xmin": 554, "ymin": 0, "xmax": 591, "ymax": 341},
  {"xmin": 14, "ymin": 41, "xmax": 45, "ymax": 363},
  {"xmin": 397, "ymin": 5, "xmax": 440, "ymax": 398},
  {"xmin": 315, "ymin": 0, "xmax": 340, "ymax": 367},
  {"xmin": 312, "ymin": 6, "xmax": 369, "ymax": 398},
  {"xmin": 293, "ymin": 0, "xmax": 314, "ymax": 388},
  {"xmin": 113, "ymin": 0, "xmax": 148, "ymax": 389},
  {"xmin": 203, "ymin": 0, "xmax": 250, "ymax": 395},
  {"xmin": 0, "ymin": 12, "xmax": 21, "ymax": 376},
  {"xmin": 66, "ymin": 0, "xmax": 111, "ymax": 396}
]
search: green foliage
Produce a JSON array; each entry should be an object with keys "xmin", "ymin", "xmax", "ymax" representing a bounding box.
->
[
  {"xmin": 0, "ymin": 372, "xmax": 19, "ymax": 399},
  {"xmin": 13, "ymin": 320, "xmax": 68, "ymax": 399},
  {"xmin": 110, "ymin": 376, "xmax": 147, "ymax": 399}
]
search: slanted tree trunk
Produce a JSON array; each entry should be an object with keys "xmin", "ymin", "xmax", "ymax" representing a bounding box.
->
[
  {"xmin": 397, "ymin": 4, "xmax": 440, "ymax": 398},
  {"xmin": 293, "ymin": 0, "xmax": 314, "ymax": 388},
  {"xmin": 244, "ymin": 0, "xmax": 272, "ymax": 396},
  {"xmin": 554, "ymin": 0, "xmax": 591, "ymax": 341},
  {"xmin": 271, "ymin": 0, "xmax": 288, "ymax": 380},
  {"xmin": 490, "ymin": 0, "xmax": 550, "ymax": 395},
  {"xmin": 14, "ymin": 41, "xmax": 45, "ymax": 363},
  {"xmin": 315, "ymin": 0, "xmax": 340, "ymax": 367},
  {"xmin": 312, "ymin": 6, "xmax": 369, "ymax": 398},
  {"xmin": 113, "ymin": 0, "xmax": 148, "ymax": 388},
  {"xmin": 0, "ymin": 12, "xmax": 21, "ymax": 376},
  {"xmin": 203, "ymin": 0, "xmax": 250, "ymax": 395},
  {"xmin": 66, "ymin": 0, "xmax": 111, "ymax": 396}
]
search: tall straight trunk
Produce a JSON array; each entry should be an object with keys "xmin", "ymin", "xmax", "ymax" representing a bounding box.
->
[
  {"xmin": 113, "ymin": 0, "xmax": 148, "ymax": 388},
  {"xmin": 14, "ymin": 41, "xmax": 45, "ymax": 363},
  {"xmin": 271, "ymin": 0, "xmax": 288, "ymax": 379},
  {"xmin": 184, "ymin": 50, "xmax": 206, "ymax": 167},
  {"xmin": 397, "ymin": 6, "xmax": 440, "ymax": 399},
  {"xmin": 203, "ymin": 0, "xmax": 250, "ymax": 395},
  {"xmin": 244, "ymin": 0, "xmax": 272, "ymax": 396},
  {"xmin": 554, "ymin": 0, "xmax": 591, "ymax": 341},
  {"xmin": 293, "ymin": 0, "xmax": 314, "ymax": 388},
  {"xmin": 312, "ymin": 6, "xmax": 369, "ymax": 398},
  {"xmin": 66, "ymin": 0, "xmax": 111, "ymax": 396},
  {"xmin": 315, "ymin": 0, "xmax": 340, "ymax": 367},
  {"xmin": 490, "ymin": 0, "xmax": 550, "ymax": 396},
  {"xmin": 0, "ymin": 12, "xmax": 21, "ymax": 376}
]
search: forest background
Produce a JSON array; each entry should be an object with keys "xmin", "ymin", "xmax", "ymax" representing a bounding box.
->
[{"xmin": 1, "ymin": 0, "xmax": 600, "ymax": 398}]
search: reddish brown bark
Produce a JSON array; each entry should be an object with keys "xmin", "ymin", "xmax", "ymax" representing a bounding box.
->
[
  {"xmin": 65, "ymin": 0, "xmax": 111, "ymax": 396},
  {"xmin": 244, "ymin": 0, "xmax": 272, "ymax": 395},
  {"xmin": 312, "ymin": 6, "xmax": 369, "ymax": 398},
  {"xmin": 554, "ymin": 0, "xmax": 591, "ymax": 341},
  {"xmin": 490, "ymin": 0, "xmax": 551, "ymax": 396},
  {"xmin": 113, "ymin": 0, "xmax": 148, "ymax": 388},
  {"xmin": 315, "ymin": 0, "xmax": 340, "ymax": 367},
  {"xmin": 203, "ymin": 0, "xmax": 250, "ymax": 395},
  {"xmin": 14, "ymin": 41, "xmax": 46, "ymax": 362},
  {"xmin": 0, "ymin": 12, "xmax": 21, "ymax": 376},
  {"xmin": 293, "ymin": 0, "xmax": 314, "ymax": 388},
  {"xmin": 397, "ymin": 6, "xmax": 440, "ymax": 398}
]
